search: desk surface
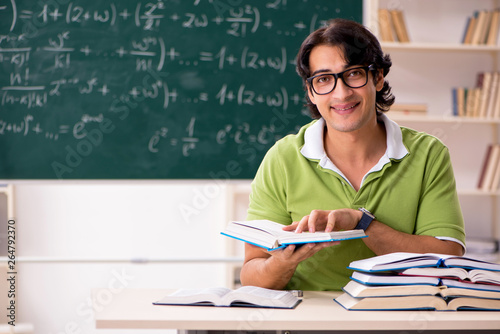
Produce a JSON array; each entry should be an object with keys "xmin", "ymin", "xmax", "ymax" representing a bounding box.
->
[{"xmin": 93, "ymin": 288, "xmax": 500, "ymax": 331}]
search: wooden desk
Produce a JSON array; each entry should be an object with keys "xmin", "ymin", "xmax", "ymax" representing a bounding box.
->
[{"xmin": 93, "ymin": 288, "xmax": 500, "ymax": 332}]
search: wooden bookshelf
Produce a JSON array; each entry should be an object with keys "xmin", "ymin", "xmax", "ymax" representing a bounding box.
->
[{"xmin": 367, "ymin": 0, "xmax": 500, "ymax": 248}]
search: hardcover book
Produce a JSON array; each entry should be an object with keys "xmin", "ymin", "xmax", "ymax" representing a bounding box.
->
[
  {"xmin": 347, "ymin": 252, "xmax": 500, "ymax": 273},
  {"xmin": 335, "ymin": 291, "xmax": 500, "ymax": 311},
  {"xmin": 153, "ymin": 286, "xmax": 301, "ymax": 309},
  {"xmin": 343, "ymin": 280, "xmax": 500, "ymax": 299},
  {"xmin": 221, "ymin": 219, "xmax": 366, "ymax": 250},
  {"xmin": 350, "ymin": 271, "xmax": 441, "ymax": 286},
  {"xmin": 401, "ymin": 267, "xmax": 500, "ymax": 285}
]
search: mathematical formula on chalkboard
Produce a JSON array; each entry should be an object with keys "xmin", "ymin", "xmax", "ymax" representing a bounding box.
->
[{"xmin": 0, "ymin": 0, "xmax": 362, "ymax": 179}]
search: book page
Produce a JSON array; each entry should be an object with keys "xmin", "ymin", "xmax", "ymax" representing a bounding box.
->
[
  {"xmin": 441, "ymin": 287, "xmax": 500, "ymax": 299},
  {"xmin": 468, "ymin": 269, "xmax": 500, "ymax": 284},
  {"xmin": 335, "ymin": 293, "xmax": 447, "ymax": 311},
  {"xmin": 343, "ymin": 280, "xmax": 443, "ymax": 298},
  {"xmin": 348, "ymin": 252, "xmax": 440, "ymax": 271},
  {"xmin": 234, "ymin": 286, "xmax": 290, "ymax": 299},
  {"xmin": 224, "ymin": 220, "xmax": 365, "ymax": 250},
  {"xmin": 448, "ymin": 296, "xmax": 500, "ymax": 311},
  {"xmin": 442, "ymin": 279, "xmax": 500, "ymax": 292},
  {"xmin": 233, "ymin": 220, "xmax": 289, "ymax": 237},
  {"xmin": 223, "ymin": 220, "xmax": 283, "ymax": 249},
  {"xmin": 401, "ymin": 267, "xmax": 469, "ymax": 281},
  {"xmin": 443, "ymin": 256, "xmax": 500, "ymax": 271},
  {"xmin": 278, "ymin": 229, "xmax": 365, "ymax": 244},
  {"xmin": 154, "ymin": 287, "xmax": 232, "ymax": 305},
  {"xmin": 223, "ymin": 286, "xmax": 299, "ymax": 308}
]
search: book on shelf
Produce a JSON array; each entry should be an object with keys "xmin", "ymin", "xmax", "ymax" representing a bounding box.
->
[
  {"xmin": 452, "ymin": 71, "xmax": 500, "ymax": 119},
  {"xmin": 462, "ymin": 15, "xmax": 476, "ymax": 44},
  {"xmin": 377, "ymin": 8, "xmax": 410, "ymax": 43},
  {"xmin": 336, "ymin": 252, "xmax": 500, "ymax": 311},
  {"xmin": 477, "ymin": 144, "xmax": 500, "ymax": 192},
  {"xmin": 488, "ymin": 10, "xmax": 500, "ymax": 45},
  {"xmin": 478, "ymin": 72, "xmax": 493, "ymax": 118},
  {"xmin": 153, "ymin": 286, "xmax": 301, "ymax": 309},
  {"xmin": 347, "ymin": 252, "xmax": 500, "ymax": 272},
  {"xmin": 335, "ymin": 290, "xmax": 500, "ymax": 311},
  {"xmin": 221, "ymin": 219, "xmax": 366, "ymax": 251},
  {"xmin": 463, "ymin": 9, "xmax": 500, "ymax": 45},
  {"xmin": 378, "ymin": 9, "xmax": 395, "ymax": 42},
  {"xmin": 478, "ymin": 144, "xmax": 493, "ymax": 189},
  {"xmin": 390, "ymin": 10, "xmax": 410, "ymax": 43}
]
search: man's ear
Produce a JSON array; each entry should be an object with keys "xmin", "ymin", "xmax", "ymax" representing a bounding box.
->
[
  {"xmin": 375, "ymin": 69, "xmax": 384, "ymax": 92},
  {"xmin": 307, "ymin": 86, "xmax": 317, "ymax": 105}
]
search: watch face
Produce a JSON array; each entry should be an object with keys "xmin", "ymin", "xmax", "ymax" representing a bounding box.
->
[{"xmin": 360, "ymin": 207, "xmax": 375, "ymax": 219}]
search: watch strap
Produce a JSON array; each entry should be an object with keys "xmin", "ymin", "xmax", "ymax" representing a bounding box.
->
[{"xmin": 355, "ymin": 208, "xmax": 375, "ymax": 231}]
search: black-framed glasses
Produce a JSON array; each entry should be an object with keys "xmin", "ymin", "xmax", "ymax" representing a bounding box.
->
[{"xmin": 306, "ymin": 64, "xmax": 376, "ymax": 95}]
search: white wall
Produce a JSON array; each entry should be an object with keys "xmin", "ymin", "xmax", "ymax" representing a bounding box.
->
[{"xmin": 12, "ymin": 181, "xmax": 250, "ymax": 334}]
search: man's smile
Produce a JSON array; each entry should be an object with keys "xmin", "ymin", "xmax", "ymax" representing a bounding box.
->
[{"xmin": 332, "ymin": 102, "xmax": 360, "ymax": 112}]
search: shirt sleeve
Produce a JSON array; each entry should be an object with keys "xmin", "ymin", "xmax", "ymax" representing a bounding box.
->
[
  {"xmin": 246, "ymin": 143, "xmax": 293, "ymax": 225},
  {"xmin": 414, "ymin": 144, "xmax": 466, "ymax": 246}
]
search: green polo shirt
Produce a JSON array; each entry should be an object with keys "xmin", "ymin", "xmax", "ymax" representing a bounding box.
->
[{"xmin": 246, "ymin": 114, "xmax": 466, "ymax": 291}]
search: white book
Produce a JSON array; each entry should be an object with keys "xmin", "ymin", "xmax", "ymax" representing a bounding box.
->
[
  {"xmin": 335, "ymin": 291, "xmax": 500, "ymax": 311},
  {"xmin": 402, "ymin": 267, "xmax": 500, "ymax": 285},
  {"xmin": 351, "ymin": 271, "xmax": 440, "ymax": 286},
  {"xmin": 153, "ymin": 286, "xmax": 301, "ymax": 309},
  {"xmin": 481, "ymin": 144, "xmax": 500, "ymax": 192},
  {"xmin": 343, "ymin": 280, "xmax": 500, "ymax": 299},
  {"xmin": 221, "ymin": 219, "xmax": 366, "ymax": 250},
  {"xmin": 347, "ymin": 252, "xmax": 500, "ymax": 272}
]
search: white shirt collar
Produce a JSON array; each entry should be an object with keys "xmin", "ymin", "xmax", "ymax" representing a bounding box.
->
[{"xmin": 300, "ymin": 114, "xmax": 408, "ymax": 187}]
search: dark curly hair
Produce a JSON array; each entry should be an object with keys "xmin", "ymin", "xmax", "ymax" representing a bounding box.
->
[{"xmin": 296, "ymin": 19, "xmax": 395, "ymax": 119}]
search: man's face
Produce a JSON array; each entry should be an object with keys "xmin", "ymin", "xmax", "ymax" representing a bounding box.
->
[{"xmin": 307, "ymin": 44, "xmax": 383, "ymax": 134}]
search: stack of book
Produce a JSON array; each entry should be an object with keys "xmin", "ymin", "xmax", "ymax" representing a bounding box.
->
[
  {"xmin": 477, "ymin": 144, "xmax": 500, "ymax": 192},
  {"xmin": 462, "ymin": 9, "xmax": 500, "ymax": 45},
  {"xmin": 335, "ymin": 252, "xmax": 500, "ymax": 311},
  {"xmin": 378, "ymin": 9, "xmax": 410, "ymax": 43},
  {"xmin": 452, "ymin": 72, "xmax": 500, "ymax": 119}
]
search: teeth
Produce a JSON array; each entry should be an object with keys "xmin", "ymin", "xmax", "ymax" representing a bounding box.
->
[{"xmin": 333, "ymin": 102, "xmax": 358, "ymax": 111}]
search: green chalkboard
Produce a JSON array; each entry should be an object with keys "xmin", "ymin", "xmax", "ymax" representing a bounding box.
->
[{"xmin": 0, "ymin": 0, "xmax": 362, "ymax": 179}]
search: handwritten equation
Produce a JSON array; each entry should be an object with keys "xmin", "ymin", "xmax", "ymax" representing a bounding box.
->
[{"xmin": 0, "ymin": 0, "xmax": 361, "ymax": 178}]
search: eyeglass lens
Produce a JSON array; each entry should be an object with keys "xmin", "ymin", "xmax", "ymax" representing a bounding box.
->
[{"xmin": 311, "ymin": 67, "xmax": 368, "ymax": 95}]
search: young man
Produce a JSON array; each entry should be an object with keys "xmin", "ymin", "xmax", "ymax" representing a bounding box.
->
[{"xmin": 240, "ymin": 19, "xmax": 466, "ymax": 291}]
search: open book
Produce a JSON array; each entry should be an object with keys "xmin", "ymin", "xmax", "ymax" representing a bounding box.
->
[
  {"xmin": 343, "ymin": 280, "xmax": 500, "ymax": 299},
  {"xmin": 153, "ymin": 286, "xmax": 301, "ymax": 309},
  {"xmin": 401, "ymin": 267, "xmax": 500, "ymax": 285},
  {"xmin": 351, "ymin": 271, "xmax": 441, "ymax": 286},
  {"xmin": 349, "ymin": 272, "xmax": 500, "ymax": 292},
  {"xmin": 440, "ymin": 278, "xmax": 500, "ymax": 293},
  {"xmin": 221, "ymin": 219, "xmax": 366, "ymax": 250},
  {"xmin": 348, "ymin": 252, "xmax": 500, "ymax": 272},
  {"xmin": 335, "ymin": 291, "xmax": 500, "ymax": 311}
]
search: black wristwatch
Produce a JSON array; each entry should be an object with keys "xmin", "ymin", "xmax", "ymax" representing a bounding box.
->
[{"xmin": 355, "ymin": 208, "xmax": 375, "ymax": 231}]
